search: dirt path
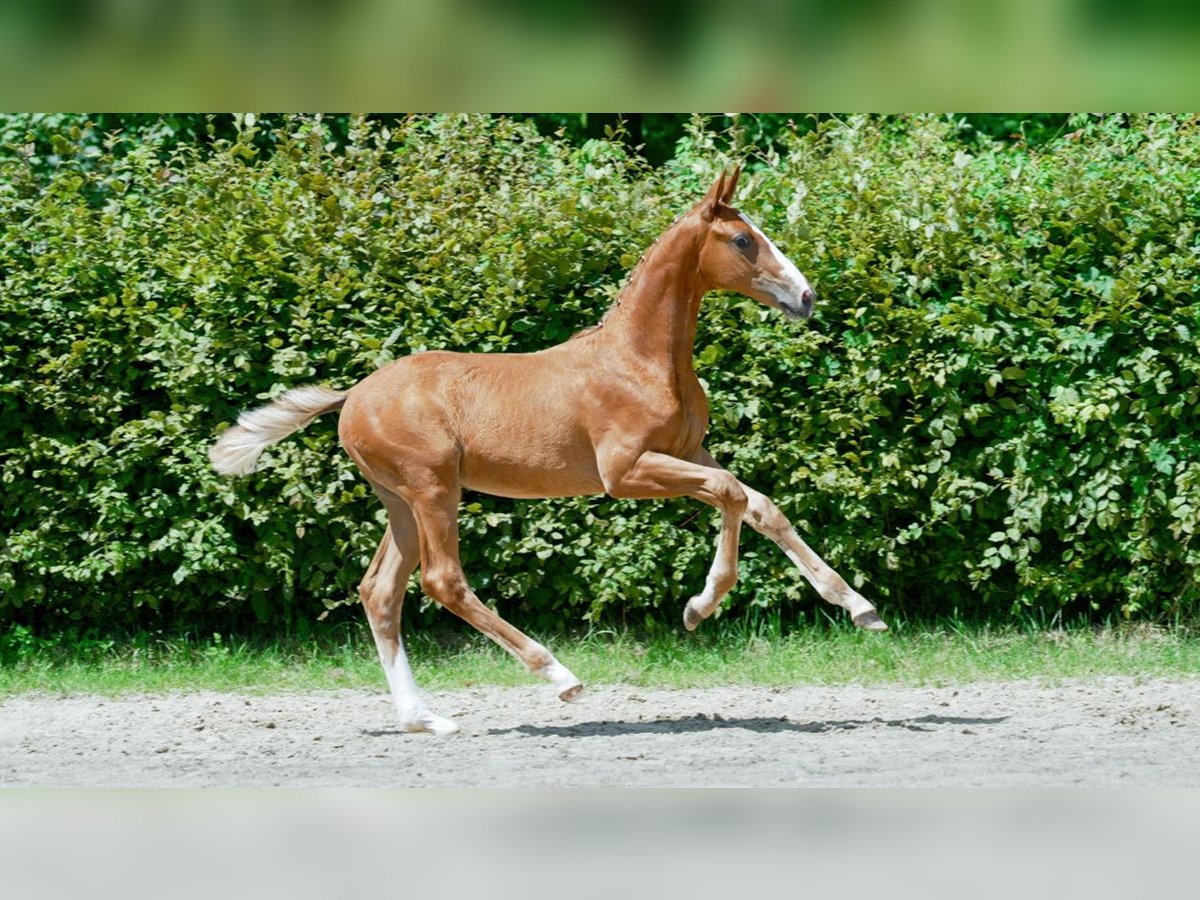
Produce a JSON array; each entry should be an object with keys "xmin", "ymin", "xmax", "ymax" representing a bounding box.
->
[{"xmin": 1, "ymin": 676, "xmax": 1196, "ymax": 787}]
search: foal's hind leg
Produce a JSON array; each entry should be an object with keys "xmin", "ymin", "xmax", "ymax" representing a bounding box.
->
[
  {"xmin": 407, "ymin": 481, "xmax": 583, "ymax": 701},
  {"xmin": 359, "ymin": 499, "xmax": 460, "ymax": 735},
  {"xmin": 696, "ymin": 449, "xmax": 888, "ymax": 631}
]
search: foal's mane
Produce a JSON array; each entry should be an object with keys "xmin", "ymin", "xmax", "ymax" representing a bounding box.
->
[
  {"xmin": 567, "ymin": 263, "xmax": 638, "ymax": 341},
  {"xmin": 567, "ymin": 208, "xmax": 694, "ymax": 342}
]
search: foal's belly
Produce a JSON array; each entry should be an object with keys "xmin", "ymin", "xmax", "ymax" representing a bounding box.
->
[
  {"xmin": 461, "ymin": 456, "xmax": 606, "ymax": 499},
  {"xmin": 455, "ymin": 408, "xmax": 607, "ymax": 499}
]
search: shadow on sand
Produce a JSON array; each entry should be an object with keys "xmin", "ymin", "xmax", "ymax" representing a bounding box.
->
[{"xmin": 476, "ymin": 712, "xmax": 1010, "ymax": 739}]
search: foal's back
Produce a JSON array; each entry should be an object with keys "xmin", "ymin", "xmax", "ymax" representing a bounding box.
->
[{"xmin": 337, "ymin": 343, "xmax": 609, "ymax": 499}]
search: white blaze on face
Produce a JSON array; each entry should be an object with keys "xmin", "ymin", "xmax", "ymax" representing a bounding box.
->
[{"xmin": 739, "ymin": 213, "xmax": 814, "ymax": 315}]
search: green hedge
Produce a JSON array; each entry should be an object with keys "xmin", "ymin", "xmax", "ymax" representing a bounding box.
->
[{"xmin": 2, "ymin": 113, "xmax": 1198, "ymax": 631}]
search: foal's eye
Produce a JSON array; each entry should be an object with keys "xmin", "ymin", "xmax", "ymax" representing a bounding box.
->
[{"xmin": 732, "ymin": 233, "xmax": 752, "ymax": 251}]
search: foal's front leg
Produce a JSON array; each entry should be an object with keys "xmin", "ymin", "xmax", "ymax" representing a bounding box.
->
[
  {"xmin": 600, "ymin": 450, "xmax": 749, "ymax": 630},
  {"xmin": 695, "ymin": 449, "xmax": 888, "ymax": 631}
]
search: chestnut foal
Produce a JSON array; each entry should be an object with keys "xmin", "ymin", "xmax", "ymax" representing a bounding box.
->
[{"xmin": 211, "ymin": 168, "xmax": 887, "ymax": 735}]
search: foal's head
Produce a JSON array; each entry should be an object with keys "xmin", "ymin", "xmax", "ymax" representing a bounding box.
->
[{"xmin": 692, "ymin": 167, "xmax": 815, "ymax": 320}]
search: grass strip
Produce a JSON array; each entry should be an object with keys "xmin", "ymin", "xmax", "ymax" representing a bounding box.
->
[{"xmin": 2, "ymin": 619, "xmax": 1197, "ymax": 697}]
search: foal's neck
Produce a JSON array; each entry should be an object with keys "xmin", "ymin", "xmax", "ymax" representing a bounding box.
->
[{"xmin": 597, "ymin": 217, "xmax": 706, "ymax": 380}]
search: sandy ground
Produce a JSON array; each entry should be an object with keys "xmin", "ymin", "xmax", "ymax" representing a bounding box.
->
[{"xmin": 1, "ymin": 676, "xmax": 1196, "ymax": 787}]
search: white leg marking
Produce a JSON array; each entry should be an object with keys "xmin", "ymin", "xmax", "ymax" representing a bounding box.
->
[
  {"xmin": 372, "ymin": 634, "xmax": 459, "ymax": 735},
  {"xmin": 535, "ymin": 653, "xmax": 583, "ymax": 701}
]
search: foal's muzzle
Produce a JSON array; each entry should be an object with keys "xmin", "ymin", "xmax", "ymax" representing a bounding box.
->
[
  {"xmin": 782, "ymin": 287, "xmax": 815, "ymax": 321},
  {"xmin": 754, "ymin": 273, "xmax": 815, "ymax": 321}
]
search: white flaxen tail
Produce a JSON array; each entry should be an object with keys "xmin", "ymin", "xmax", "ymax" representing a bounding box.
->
[{"xmin": 209, "ymin": 385, "xmax": 347, "ymax": 476}]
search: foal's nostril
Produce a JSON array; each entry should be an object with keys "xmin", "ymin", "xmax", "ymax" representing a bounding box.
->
[{"xmin": 798, "ymin": 287, "xmax": 815, "ymax": 317}]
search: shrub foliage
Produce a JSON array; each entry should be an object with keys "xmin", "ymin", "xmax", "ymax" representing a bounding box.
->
[{"xmin": 2, "ymin": 113, "xmax": 1198, "ymax": 630}]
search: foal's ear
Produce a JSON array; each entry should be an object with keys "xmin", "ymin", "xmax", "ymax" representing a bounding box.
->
[
  {"xmin": 700, "ymin": 170, "xmax": 727, "ymax": 222},
  {"xmin": 700, "ymin": 165, "xmax": 742, "ymax": 220},
  {"xmin": 721, "ymin": 163, "xmax": 742, "ymax": 205}
]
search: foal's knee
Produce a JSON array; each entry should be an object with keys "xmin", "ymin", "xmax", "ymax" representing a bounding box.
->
[{"xmin": 709, "ymin": 470, "xmax": 748, "ymax": 516}]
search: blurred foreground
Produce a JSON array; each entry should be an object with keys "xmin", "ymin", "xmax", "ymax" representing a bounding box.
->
[
  {"xmin": 2, "ymin": 778, "xmax": 1197, "ymax": 899},
  {"xmin": 2, "ymin": 1, "xmax": 1199, "ymax": 106}
]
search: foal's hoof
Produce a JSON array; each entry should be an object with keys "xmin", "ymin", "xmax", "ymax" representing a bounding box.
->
[
  {"xmin": 539, "ymin": 660, "xmax": 582, "ymax": 702},
  {"xmin": 401, "ymin": 712, "xmax": 461, "ymax": 737},
  {"xmin": 683, "ymin": 597, "xmax": 711, "ymax": 632},
  {"xmin": 558, "ymin": 681, "xmax": 584, "ymax": 703},
  {"xmin": 852, "ymin": 610, "xmax": 889, "ymax": 632}
]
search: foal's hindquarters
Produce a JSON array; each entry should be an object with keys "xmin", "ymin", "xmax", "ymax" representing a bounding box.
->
[{"xmin": 338, "ymin": 349, "xmax": 596, "ymax": 734}]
